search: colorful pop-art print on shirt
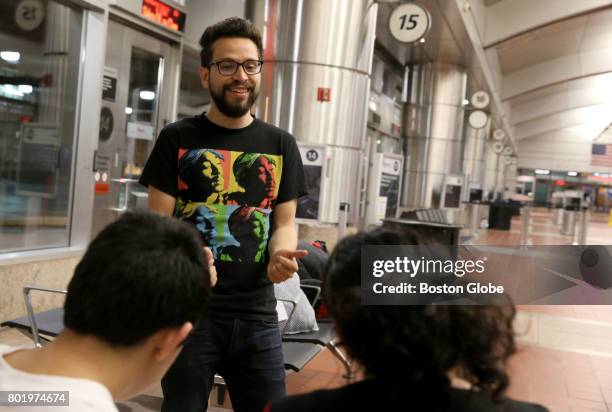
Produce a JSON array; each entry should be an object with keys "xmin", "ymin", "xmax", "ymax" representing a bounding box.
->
[{"xmin": 173, "ymin": 148, "xmax": 282, "ymax": 263}]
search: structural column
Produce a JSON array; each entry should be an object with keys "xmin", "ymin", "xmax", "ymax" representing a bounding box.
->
[
  {"xmin": 402, "ymin": 64, "xmax": 467, "ymax": 208},
  {"xmin": 247, "ymin": 0, "xmax": 377, "ymax": 223}
]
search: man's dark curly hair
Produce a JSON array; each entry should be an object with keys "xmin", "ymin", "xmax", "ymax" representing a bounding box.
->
[
  {"xmin": 324, "ymin": 229, "xmax": 516, "ymax": 401},
  {"xmin": 199, "ymin": 17, "xmax": 263, "ymax": 68}
]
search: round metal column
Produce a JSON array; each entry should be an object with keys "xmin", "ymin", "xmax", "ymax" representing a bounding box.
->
[
  {"xmin": 483, "ymin": 144, "xmax": 500, "ymax": 200},
  {"xmin": 463, "ymin": 121, "xmax": 489, "ymax": 186},
  {"xmin": 403, "ymin": 64, "xmax": 467, "ymax": 208},
  {"xmin": 247, "ymin": 0, "xmax": 377, "ymax": 223}
]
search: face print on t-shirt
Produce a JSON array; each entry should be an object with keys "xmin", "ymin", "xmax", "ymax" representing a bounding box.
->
[{"xmin": 175, "ymin": 148, "xmax": 282, "ymax": 263}]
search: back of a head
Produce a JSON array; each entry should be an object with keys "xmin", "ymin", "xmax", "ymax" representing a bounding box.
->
[
  {"xmin": 324, "ymin": 229, "xmax": 516, "ymax": 399},
  {"xmin": 64, "ymin": 211, "xmax": 210, "ymax": 346}
]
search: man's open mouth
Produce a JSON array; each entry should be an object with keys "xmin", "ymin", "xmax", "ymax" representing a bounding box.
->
[{"xmin": 227, "ymin": 86, "xmax": 251, "ymax": 97}]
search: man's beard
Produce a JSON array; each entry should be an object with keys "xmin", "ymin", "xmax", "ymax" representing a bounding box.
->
[{"xmin": 210, "ymin": 81, "xmax": 259, "ymax": 118}]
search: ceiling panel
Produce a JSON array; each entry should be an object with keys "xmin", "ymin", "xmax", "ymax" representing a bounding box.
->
[{"xmin": 496, "ymin": 15, "xmax": 587, "ymax": 75}]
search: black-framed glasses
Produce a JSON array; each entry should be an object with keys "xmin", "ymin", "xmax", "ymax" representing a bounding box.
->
[{"xmin": 209, "ymin": 60, "xmax": 263, "ymax": 76}]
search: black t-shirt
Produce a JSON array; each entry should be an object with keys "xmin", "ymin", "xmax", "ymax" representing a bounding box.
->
[
  {"xmin": 266, "ymin": 380, "xmax": 549, "ymax": 412},
  {"xmin": 140, "ymin": 114, "xmax": 307, "ymax": 321}
]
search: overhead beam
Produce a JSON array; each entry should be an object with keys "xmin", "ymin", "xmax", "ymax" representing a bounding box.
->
[
  {"xmin": 502, "ymin": 49, "xmax": 612, "ymax": 100},
  {"xmin": 513, "ymin": 104, "xmax": 612, "ymax": 140},
  {"xmin": 454, "ymin": 0, "xmax": 517, "ymax": 152},
  {"xmin": 508, "ymin": 76, "xmax": 612, "ymax": 125}
]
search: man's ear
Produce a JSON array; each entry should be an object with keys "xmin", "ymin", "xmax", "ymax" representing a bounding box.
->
[
  {"xmin": 200, "ymin": 66, "xmax": 210, "ymax": 90},
  {"xmin": 153, "ymin": 322, "xmax": 193, "ymax": 361}
]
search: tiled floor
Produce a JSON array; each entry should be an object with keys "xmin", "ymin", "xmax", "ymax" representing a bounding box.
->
[
  {"xmin": 285, "ymin": 348, "xmax": 355, "ymax": 396},
  {"xmin": 506, "ymin": 345, "xmax": 612, "ymax": 412}
]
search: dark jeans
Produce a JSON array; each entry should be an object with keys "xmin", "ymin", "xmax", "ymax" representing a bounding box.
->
[{"xmin": 161, "ymin": 317, "xmax": 286, "ymax": 412}]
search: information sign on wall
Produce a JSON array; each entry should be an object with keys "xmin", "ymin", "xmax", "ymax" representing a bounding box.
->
[
  {"xmin": 16, "ymin": 123, "xmax": 60, "ymax": 198},
  {"xmin": 296, "ymin": 144, "xmax": 326, "ymax": 221},
  {"xmin": 441, "ymin": 175, "xmax": 464, "ymax": 209},
  {"xmin": 367, "ymin": 153, "xmax": 404, "ymax": 225}
]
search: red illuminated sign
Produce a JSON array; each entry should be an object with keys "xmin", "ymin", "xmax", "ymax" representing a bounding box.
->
[
  {"xmin": 94, "ymin": 183, "xmax": 110, "ymax": 194},
  {"xmin": 317, "ymin": 87, "xmax": 331, "ymax": 102},
  {"xmin": 141, "ymin": 0, "xmax": 186, "ymax": 32}
]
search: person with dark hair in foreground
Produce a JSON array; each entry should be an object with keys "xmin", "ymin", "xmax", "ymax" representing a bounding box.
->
[
  {"xmin": 266, "ymin": 229, "xmax": 548, "ymax": 412},
  {"xmin": 0, "ymin": 212, "xmax": 215, "ymax": 411}
]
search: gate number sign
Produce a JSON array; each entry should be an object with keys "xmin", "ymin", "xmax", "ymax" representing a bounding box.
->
[{"xmin": 389, "ymin": 3, "xmax": 431, "ymax": 44}]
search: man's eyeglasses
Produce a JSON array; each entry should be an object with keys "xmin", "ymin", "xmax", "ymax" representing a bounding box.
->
[{"xmin": 209, "ymin": 60, "xmax": 263, "ymax": 76}]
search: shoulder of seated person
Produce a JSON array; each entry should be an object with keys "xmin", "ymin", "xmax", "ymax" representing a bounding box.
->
[
  {"xmin": 269, "ymin": 381, "xmax": 375, "ymax": 411},
  {"xmin": 448, "ymin": 388, "xmax": 549, "ymax": 412}
]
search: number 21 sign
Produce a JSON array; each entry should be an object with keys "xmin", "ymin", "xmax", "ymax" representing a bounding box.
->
[{"xmin": 388, "ymin": 3, "xmax": 431, "ymax": 44}]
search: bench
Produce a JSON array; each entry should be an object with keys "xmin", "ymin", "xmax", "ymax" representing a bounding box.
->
[
  {"xmin": 279, "ymin": 280, "xmax": 353, "ymax": 379},
  {"xmin": 1, "ymin": 307, "xmax": 325, "ymax": 371},
  {"xmin": 0, "ymin": 285, "xmax": 343, "ymax": 374}
]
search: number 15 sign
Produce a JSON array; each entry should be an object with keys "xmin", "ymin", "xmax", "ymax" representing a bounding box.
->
[{"xmin": 389, "ymin": 3, "xmax": 431, "ymax": 44}]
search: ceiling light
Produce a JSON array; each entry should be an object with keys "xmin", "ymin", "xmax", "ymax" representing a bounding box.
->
[
  {"xmin": 3, "ymin": 84, "xmax": 23, "ymax": 97},
  {"xmin": 139, "ymin": 91, "xmax": 155, "ymax": 100},
  {"xmin": 125, "ymin": 107, "xmax": 133, "ymax": 114},
  {"xmin": 419, "ymin": 38, "xmax": 426, "ymax": 43},
  {"xmin": 0, "ymin": 51, "xmax": 20, "ymax": 63},
  {"xmin": 534, "ymin": 169, "xmax": 550, "ymax": 175},
  {"xmin": 462, "ymin": 99, "xmax": 469, "ymax": 106},
  {"xmin": 567, "ymin": 171, "xmax": 578, "ymax": 177},
  {"xmin": 17, "ymin": 84, "xmax": 32, "ymax": 94}
]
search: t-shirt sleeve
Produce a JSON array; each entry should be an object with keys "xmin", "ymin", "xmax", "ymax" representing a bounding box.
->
[
  {"xmin": 139, "ymin": 127, "xmax": 179, "ymax": 197},
  {"xmin": 276, "ymin": 134, "xmax": 308, "ymax": 205}
]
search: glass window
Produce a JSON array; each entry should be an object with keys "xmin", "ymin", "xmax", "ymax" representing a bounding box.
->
[
  {"xmin": 177, "ymin": 47, "xmax": 209, "ymax": 120},
  {"xmin": 0, "ymin": 0, "xmax": 82, "ymax": 252},
  {"xmin": 123, "ymin": 47, "xmax": 162, "ymax": 179}
]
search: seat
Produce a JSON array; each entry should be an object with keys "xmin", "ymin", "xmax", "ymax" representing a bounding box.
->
[
  {"xmin": 1, "ymin": 308, "xmax": 64, "ymax": 343},
  {"xmin": 280, "ymin": 283, "xmax": 355, "ymax": 380}
]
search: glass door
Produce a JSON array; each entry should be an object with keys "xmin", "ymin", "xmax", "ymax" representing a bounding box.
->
[{"xmin": 92, "ymin": 19, "xmax": 179, "ymax": 237}]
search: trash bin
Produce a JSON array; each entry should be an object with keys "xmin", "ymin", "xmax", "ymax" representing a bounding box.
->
[{"xmin": 488, "ymin": 202, "xmax": 521, "ymax": 230}]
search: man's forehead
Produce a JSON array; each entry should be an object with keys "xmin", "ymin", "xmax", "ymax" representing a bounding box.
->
[{"xmin": 211, "ymin": 37, "xmax": 259, "ymax": 60}]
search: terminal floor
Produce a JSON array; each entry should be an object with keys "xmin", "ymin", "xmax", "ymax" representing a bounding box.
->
[{"xmin": 472, "ymin": 207, "xmax": 612, "ymax": 323}]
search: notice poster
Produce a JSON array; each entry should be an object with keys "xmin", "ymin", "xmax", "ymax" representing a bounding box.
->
[
  {"xmin": 296, "ymin": 144, "xmax": 325, "ymax": 221},
  {"xmin": 102, "ymin": 66, "xmax": 117, "ymax": 102},
  {"xmin": 16, "ymin": 123, "xmax": 61, "ymax": 197},
  {"xmin": 442, "ymin": 175, "xmax": 464, "ymax": 209},
  {"xmin": 379, "ymin": 155, "xmax": 402, "ymax": 219}
]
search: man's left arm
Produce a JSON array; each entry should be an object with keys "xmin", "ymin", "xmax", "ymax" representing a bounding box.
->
[{"xmin": 267, "ymin": 199, "xmax": 308, "ymax": 283}]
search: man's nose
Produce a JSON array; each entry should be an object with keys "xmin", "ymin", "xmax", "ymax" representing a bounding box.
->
[{"xmin": 233, "ymin": 65, "xmax": 249, "ymax": 81}]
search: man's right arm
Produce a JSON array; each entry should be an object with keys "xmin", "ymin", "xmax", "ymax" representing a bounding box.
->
[
  {"xmin": 149, "ymin": 184, "xmax": 217, "ymax": 287},
  {"xmin": 148, "ymin": 185, "xmax": 176, "ymax": 216}
]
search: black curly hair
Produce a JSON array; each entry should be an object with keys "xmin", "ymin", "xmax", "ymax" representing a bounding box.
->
[{"xmin": 324, "ymin": 229, "xmax": 516, "ymax": 401}]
